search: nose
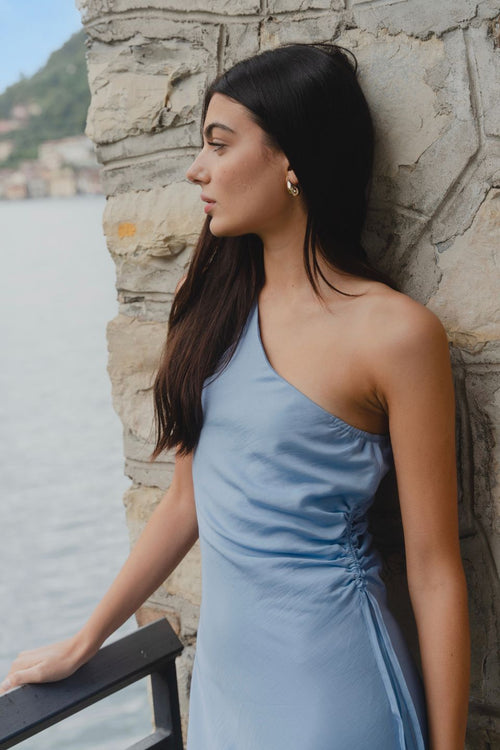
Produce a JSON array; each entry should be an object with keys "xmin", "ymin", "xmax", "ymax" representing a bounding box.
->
[{"xmin": 186, "ymin": 151, "xmax": 209, "ymax": 185}]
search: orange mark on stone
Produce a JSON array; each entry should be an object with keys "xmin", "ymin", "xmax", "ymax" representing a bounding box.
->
[{"xmin": 118, "ymin": 222, "xmax": 136, "ymax": 238}]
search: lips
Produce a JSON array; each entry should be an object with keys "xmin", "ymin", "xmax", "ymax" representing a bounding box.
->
[{"xmin": 201, "ymin": 195, "xmax": 216, "ymax": 214}]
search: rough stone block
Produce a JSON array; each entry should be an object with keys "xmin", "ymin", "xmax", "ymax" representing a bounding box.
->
[
  {"xmin": 465, "ymin": 724, "xmax": 500, "ymax": 750},
  {"xmin": 430, "ymin": 151, "xmax": 498, "ymax": 248},
  {"xmin": 461, "ymin": 367, "xmax": 500, "ymax": 579},
  {"xmin": 114, "ymin": 256, "xmax": 177, "ymax": 299},
  {"xmin": 459, "ymin": 341, "xmax": 500, "ymax": 368},
  {"xmin": 395, "ymin": 231, "xmax": 442, "ymax": 304},
  {"xmin": 115, "ymin": 256, "xmax": 173, "ymax": 297},
  {"xmin": 150, "ymin": 591, "xmax": 200, "ymax": 640},
  {"xmin": 124, "ymin": 453, "xmax": 174, "ymax": 490},
  {"xmin": 102, "ymin": 150, "xmax": 195, "ymax": 196},
  {"xmin": 123, "ymin": 483, "xmax": 165, "ymax": 528},
  {"xmin": 106, "ymin": 313, "xmax": 168, "ymax": 452},
  {"xmin": 84, "ymin": 15, "xmax": 220, "ymax": 47},
  {"xmin": 450, "ymin": 355, "xmax": 478, "ymax": 536},
  {"xmin": 175, "ymin": 643, "xmax": 196, "ymax": 744},
  {"xmin": 267, "ymin": 0, "xmax": 339, "ymax": 11},
  {"xmin": 350, "ymin": 0, "xmax": 479, "ymax": 39},
  {"xmin": 362, "ymin": 206, "xmax": 429, "ymax": 274},
  {"xmin": 85, "ymin": 33, "xmax": 217, "ymax": 145},
  {"xmin": 460, "ymin": 533, "xmax": 500, "ymax": 708},
  {"xmin": 135, "ymin": 605, "xmax": 180, "ymax": 636},
  {"xmin": 103, "ymin": 184, "xmax": 204, "ymax": 259},
  {"xmin": 260, "ymin": 11, "xmax": 342, "ymax": 48},
  {"xmin": 469, "ymin": 22, "xmax": 500, "ymax": 138},
  {"xmin": 116, "ymin": 290, "xmax": 179, "ymax": 323},
  {"xmin": 338, "ymin": 28, "xmax": 479, "ymax": 217},
  {"xmin": 165, "ymin": 548, "xmax": 202, "ymax": 608},
  {"xmin": 103, "ymin": 187, "xmax": 196, "ymax": 321},
  {"xmin": 87, "ymin": 71, "xmax": 177, "ymax": 145},
  {"xmin": 95, "ymin": 122, "xmax": 202, "ymax": 165},
  {"xmin": 77, "ymin": 0, "xmax": 261, "ymax": 20},
  {"xmin": 222, "ymin": 23, "xmax": 260, "ymax": 70},
  {"xmin": 427, "ymin": 189, "xmax": 500, "ymax": 349},
  {"xmin": 115, "ymin": 243, "xmax": 192, "ymax": 302}
]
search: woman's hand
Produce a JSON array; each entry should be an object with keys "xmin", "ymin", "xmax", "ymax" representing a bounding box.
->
[{"xmin": 0, "ymin": 634, "xmax": 97, "ymax": 694}]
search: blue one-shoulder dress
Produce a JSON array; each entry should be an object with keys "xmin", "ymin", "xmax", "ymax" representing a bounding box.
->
[{"xmin": 187, "ymin": 299, "xmax": 429, "ymax": 750}]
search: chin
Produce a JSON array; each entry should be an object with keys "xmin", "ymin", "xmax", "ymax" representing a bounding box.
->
[{"xmin": 208, "ymin": 220, "xmax": 249, "ymax": 238}]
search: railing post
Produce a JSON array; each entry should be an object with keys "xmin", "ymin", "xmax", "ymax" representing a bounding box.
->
[
  {"xmin": 153, "ymin": 662, "xmax": 183, "ymax": 749},
  {"xmin": 127, "ymin": 663, "xmax": 184, "ymax": 750}
]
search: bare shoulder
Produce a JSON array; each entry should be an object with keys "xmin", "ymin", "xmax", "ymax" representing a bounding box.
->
[
  {"xmin": 353, "ymin": 282, "xmax": 452, "ymax": 411},
  {"xmin": 357, "ymin": 282, "xmax": 449, "ymax": 356}
]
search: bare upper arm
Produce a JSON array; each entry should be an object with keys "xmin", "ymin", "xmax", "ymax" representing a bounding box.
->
[
  {"xmin": 161, "ymin": 448, "xmax": 198, "ymax": 547},
  {"xmin": 169, "ymin": 445, "xmax": 195, "ymax": 503},
  {"xmin": 371, "ymin": 296, "xmax": 460, "ymax": 588}
]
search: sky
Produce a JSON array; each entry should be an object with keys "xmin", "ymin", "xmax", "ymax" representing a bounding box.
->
[{"xmin": 0, "ymin": 0, "xmax": 83, "ymax": 95}]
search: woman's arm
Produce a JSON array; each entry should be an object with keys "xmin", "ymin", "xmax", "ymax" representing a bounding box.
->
[
  {"xmin": 372, "ymin": 296, "xmax": 471, "ymax": 750},
  {"xmin": 75, "ymin": 448, "xmax": 199, "ymax": 656},
  {"xmin": 0, "ymin": 448, "xmax": 198, "ymax": 691}
]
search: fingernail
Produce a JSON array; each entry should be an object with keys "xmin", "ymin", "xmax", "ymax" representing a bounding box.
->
[{"xmin": 1, "ymin": 679, "xmax": 12, "ymax": 691}]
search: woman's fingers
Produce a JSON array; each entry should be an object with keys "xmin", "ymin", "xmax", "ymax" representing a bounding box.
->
[
  {"xmin": 5, "ymin": 654, "xmax": 40, "ymax": 672},
  {"xmin": 0, "ymin": 665, "xmax": 43, "ymax": 693},
  {"xmin": 0, "ymin": 638, "xmax": 85, "ymax": 695},
  {"xmin": 0, "ymin": 676, "xmax": 14, "ymax": 694}
]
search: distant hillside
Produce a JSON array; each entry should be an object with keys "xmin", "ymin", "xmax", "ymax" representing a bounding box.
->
[{"xmin": 0, "ymin": 29, "xmax": 90, "ymax": 169}]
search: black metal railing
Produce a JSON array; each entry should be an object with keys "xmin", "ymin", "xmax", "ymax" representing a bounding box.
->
[{"xmin": 0, "ymin": 617, "xmax": 184, "ymax": 749}]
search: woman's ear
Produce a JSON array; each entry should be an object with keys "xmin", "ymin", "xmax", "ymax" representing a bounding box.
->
[{"xmin": 287, "ymin": 167, "xmax": 299, "ymax": 184}]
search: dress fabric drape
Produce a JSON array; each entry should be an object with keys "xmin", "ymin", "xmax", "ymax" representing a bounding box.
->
[{"xmin": 187, "ymin": 299, "xmax": 429, "ymax": 750}]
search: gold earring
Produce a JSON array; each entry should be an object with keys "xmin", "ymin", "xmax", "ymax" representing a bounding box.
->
[{"xmin": 286, "ymin": 178, "xmax": 300, "ymax": 197}]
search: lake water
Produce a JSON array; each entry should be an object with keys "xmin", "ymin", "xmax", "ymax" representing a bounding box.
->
[{"xmin": 0, "ymin": 195, "xmax": 155, "ymax": 748}]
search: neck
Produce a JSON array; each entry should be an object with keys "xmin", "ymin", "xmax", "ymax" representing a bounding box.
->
[
  {"xmin": 257, "ymin": 208, "xmax": 349, "ymax": 304},
  {"xmin": 258, "ymin": 204, "xmax": 311, "ymax": 297}
]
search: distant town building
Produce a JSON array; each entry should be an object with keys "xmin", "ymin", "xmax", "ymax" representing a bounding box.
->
[
  {"xmin": 11, "ymin": 104, "xmax": 34, "ymax": 120},
  {"xmin": 0, "ymin": 134, "xmax": 103, "ymax": 200},
  {"xmin": 0, "ymin": 120, "xmax": 23, "ymax": 134},
  {"xmin": 2, "ymin": 171, "xmax": 27, "ymax": 200},
  {"xmin": 0, "ymin": 141, "xmax": 14, "ymax": 160},
  {"xmin": 39, "ymin": 135, "xmax": 98, "ymax": 170}
]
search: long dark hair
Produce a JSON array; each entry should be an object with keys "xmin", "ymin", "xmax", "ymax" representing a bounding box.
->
[{"xmin": 150, "ymin": 42, "xmax": 398, "ymax": 460}]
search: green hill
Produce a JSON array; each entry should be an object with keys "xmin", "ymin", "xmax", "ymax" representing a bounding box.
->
[{"xmin": 0, "ymin": 29, "xmax": 90, "ymax": 169}]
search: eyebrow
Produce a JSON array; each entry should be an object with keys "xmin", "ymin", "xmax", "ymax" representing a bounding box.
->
[{"xmin": 203, "ymin": 122, "xmax": 237, "ymax": 139}]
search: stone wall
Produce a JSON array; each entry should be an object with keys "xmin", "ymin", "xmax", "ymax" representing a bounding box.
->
[{"xmin": 75, "ymin": 1, "xmax": 500, "ymax": 746}]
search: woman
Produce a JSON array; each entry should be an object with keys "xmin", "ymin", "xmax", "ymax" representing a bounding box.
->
[{"xmin": 0, "ymin": 43, "xmax": 470, "ymax": 750}]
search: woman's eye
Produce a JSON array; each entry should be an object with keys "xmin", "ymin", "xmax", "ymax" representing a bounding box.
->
[{"xmin": 207, "ymin": 141, "xmax": 225, "ymax": 152}]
